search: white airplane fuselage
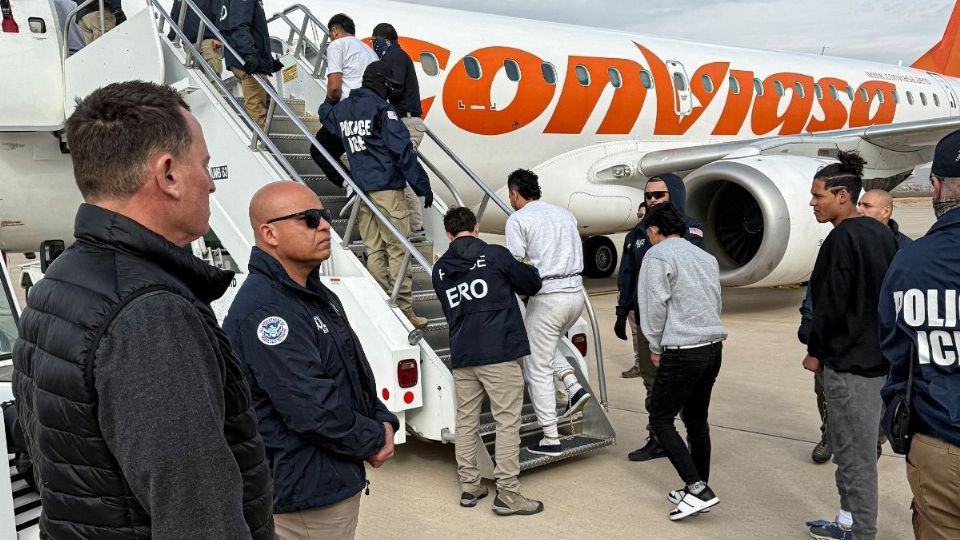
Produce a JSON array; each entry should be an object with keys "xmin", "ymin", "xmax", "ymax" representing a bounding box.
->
[{"xmin": 1, "ymin": 0, "xmax": 957, "ymax": 252}]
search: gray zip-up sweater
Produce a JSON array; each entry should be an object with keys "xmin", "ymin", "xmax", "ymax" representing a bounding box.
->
[{"xmin": 637, "ymin": 237, "xmax": 727, "ymax": 354}]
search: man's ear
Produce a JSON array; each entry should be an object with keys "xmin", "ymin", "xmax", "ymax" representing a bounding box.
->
[
  {"xmin": 259, "ymin": 223, "xmax": 280, "ymax": 247},
  {"xmin": 933, "ymin": 177, "xmax": 944, "ymax": 199},
  {"xmin": 445, "ymin": 231, "xmax": 454, "ymax": 242},
  {"xmin": 472, "ymin": 224, "xmax": 480, "ymax": 235},
  {"xmin": 149, "ymin": 152, "xmax": 180, "ymax": 200}
]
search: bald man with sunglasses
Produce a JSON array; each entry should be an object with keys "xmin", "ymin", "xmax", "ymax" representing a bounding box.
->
[{"xmin": 225, "ymin": 181, "xmax": 399, "ymax": 540}]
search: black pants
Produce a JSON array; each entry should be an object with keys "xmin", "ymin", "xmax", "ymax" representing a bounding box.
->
[
  {"xmin": 309, "ymin": 126, "xmax": 346, "ymax": 187},
  {"xmin": 648, "ymin": 342, "xmax": 722, "ymax": 486}
]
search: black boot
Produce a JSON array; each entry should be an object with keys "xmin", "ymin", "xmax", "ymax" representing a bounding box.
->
[{"xmin": 628, "ymin": 436, "xmax": 667, "ymax": 461}]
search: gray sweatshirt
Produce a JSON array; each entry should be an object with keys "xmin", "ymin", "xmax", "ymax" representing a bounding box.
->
[{"xmin": 637, "ymin": 237, "xmax": 727, "ymax": 354}]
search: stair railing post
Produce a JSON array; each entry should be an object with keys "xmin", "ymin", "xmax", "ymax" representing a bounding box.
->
[
  {"xmin": 340, "ymin": 195, "xmax": 361, "ymax": 248},
  {"xmin": 389, "ymin": 251, "xmax": 412, "ymax": 306},
  {"xmin": 475, "ymin": 193, "xmax": 490, "ymax": 221}
]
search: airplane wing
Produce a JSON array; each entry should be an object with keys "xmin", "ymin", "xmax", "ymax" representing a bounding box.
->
[{"xmin": 636, "ymin": 116, "xmax": 960, "ymax": 183}]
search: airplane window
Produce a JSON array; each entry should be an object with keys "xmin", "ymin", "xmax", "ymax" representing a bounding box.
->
[
  {"xmin": 701, "ymin": 74, "xmax": 713, "ymax": 93},
  {"xmin": 754, "ymin": 78, "xmax": 764, "ymax": 96},
  {"xmin": 774, "ymin": 80, "xmax": 784, "ymax": 97},
  {"xmin": 541, "ymin": 62, "xmax": 557, "ymax": 85},
  {"xmin": 876, "ymin": 88, "xmax": 885, "ymax": 103},
  {"xmin": 464, "ymin": 56, "xmax": 482, "ymax": 80},
  {"xmin": 814, "ymin": 83, "xmax": 823, "ymax": 100},
  {"xmin": 921, "ymin": 92, "xmax": 928, "ymax": 106},
  {"xmin": 846, "ymin": 86, "xmax": 854, "ymax": 100},
  {"xmin": 608, "ymin": 68, "xmax": 623, "ymax": 88},
  {"xmin": 829, "ymin": 85, "xmax": 838, "ymax": 100},
  {"xmin": 794, "ymin": 82, "xmax": 805, "ymax": 98},
  {"xmin": 934, "ymin": 94, "xmax": 941, "ymax": 107},
  {"xmin": 728, "ymin": 76, "xmax": 740, "ymax": 95},
  {"xmin": 859, "ymin": 87, "xmax": 869, "ymax": 102},
  {"xmin": 672, "ymin": 72, "xmax": 687, "ymax": 91},
  {"xmin": 906, "ymin": 91, "xmax": 914, "ymax": 105},
  {"xmin": 892, "ymin": 90, "xmax": 900, "ymax": 104},
  {"xmin": 503, "ymin": 59, "xmax": 521, "ymax": 82},
  {"xmin": 576, "ymin": 64, "xmax": 591, "ymax": 86},
  {"xmin": 640, "ymin": 69, "xmax": 654, "ymax": 89},
  {"xmin": 420, "ymin": 52, "xmax": 440, "ymax": 77}
]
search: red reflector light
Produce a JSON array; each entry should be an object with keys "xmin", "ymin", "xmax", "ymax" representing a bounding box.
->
[
  {"xmin": 1, "ymin": 0, "xmax": 19, "ymax": 32},
  {"xmin": 571, "ymin": 333, "xmax": 588, "ymax": 357},
  {"xmin": 397, "ymin": 359, "xmax": 418, "ymax": 388}
]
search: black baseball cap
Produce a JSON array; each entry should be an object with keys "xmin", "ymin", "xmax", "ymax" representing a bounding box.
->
[
  {"xmin": 932, "ymin": 129, "xmax": 960, "ymax": 178},
  {"xmin": 363, "ymin": 61, "xmax": 400, "ymax": 87}
]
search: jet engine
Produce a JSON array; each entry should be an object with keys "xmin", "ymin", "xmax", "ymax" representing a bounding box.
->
[{"xmin": 683, "ymin": 155, "xmax": 834, "ymax": 288}]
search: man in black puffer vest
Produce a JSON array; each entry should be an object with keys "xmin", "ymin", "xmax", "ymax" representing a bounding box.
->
[{"xmin": 12, "ymin": 81, "xmax": 274, "ymax": 539}]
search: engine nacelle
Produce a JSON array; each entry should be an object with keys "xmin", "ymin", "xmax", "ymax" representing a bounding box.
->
[{"xmin": 684, "ymin": 155, "xmax": 835, "ymax": 288}]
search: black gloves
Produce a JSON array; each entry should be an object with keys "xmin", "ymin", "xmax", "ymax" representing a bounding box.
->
[
  {"xmin": 614, "ymin": 315, "xmax": 628, "ymax": 341},
  {"xmin": 423, "ymin": 192, "xmax": 434, "ymax": 208},
  {"xmin": 272, "ymin": 59, "xmax": 284, "ymax": 73},
  {"xmin": 242, "ymin": 55, "xmax": 259, "ymax": 75}
]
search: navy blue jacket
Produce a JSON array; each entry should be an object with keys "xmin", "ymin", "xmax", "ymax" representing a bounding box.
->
[
  {"xmin": 216, "ymin": 0, "xmax": 274, "ymax": 73},
  {"xmin": 799, "ymin": 218, "xmax": 912, "ymax": 344},
  {"xmin": 224, "ymin": 248, "xmax": 399, "ymax": 512},
  {"xmin": 377, "ymin": 42, "xmax": 422, "ymax": 117},
  {"xmin": 432, "ymin": 236, "xmax": 542, "ymax": 368},
  {"xmin": 880, "ymin": 207, "xmax": 960, "ymax": 447},
  {"xmin": 616, "ymin": 173, "xmax": 705, "ymax": 319},
  {"xmin": 319, "ymin": 88, "xmax": 431, "ymax": 197},
  {"xmin": 169, "ymin": 0, "xmax": 217, "ymax": 42}
]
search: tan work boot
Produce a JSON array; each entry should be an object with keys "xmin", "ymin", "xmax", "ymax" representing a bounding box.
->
[
  {"xmin": 622, "ymin": 363, "xmax": 642, "ymax": 378},
  {"xmin": 492, "ymin": 490, "xmax": 544, "ymax": 516},
  {"xmin": 404, "ymin": 310, "xmax": 429, "ymax": 330}
]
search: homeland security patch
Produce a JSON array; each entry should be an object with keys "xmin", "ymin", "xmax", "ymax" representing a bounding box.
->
[{"xmin": 258, "ymin": 316, "xmax": 289, "ymax": 346}]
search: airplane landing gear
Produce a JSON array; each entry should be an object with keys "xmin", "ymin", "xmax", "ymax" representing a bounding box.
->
[{"xmin": 582, "ymin": 236, "xmax": 617, "ymax": 279}]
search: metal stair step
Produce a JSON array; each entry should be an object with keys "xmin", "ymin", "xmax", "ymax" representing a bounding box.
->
[
  {"xmin": 283, "ymin": 152, "xmax": 329, "ymax": 176},
  {"xmin": 301, "ymin": 174, "xmax": 345, "ymax": 198},
  {"xmin": 269, "ymin": 132, "xmax": 312, "ymax": 154},
  {"xmin": 517, "ymin": 434, "xmax": 615, "ymax": 471},
  {"xmin": 269, "ymin": 114, "xmax": 321, "ymax": 134}
]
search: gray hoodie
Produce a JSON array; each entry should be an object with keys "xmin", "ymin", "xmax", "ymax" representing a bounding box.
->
[{"xmin": 637, "ymin": 237, "xmax": 727, "ymax": 354}]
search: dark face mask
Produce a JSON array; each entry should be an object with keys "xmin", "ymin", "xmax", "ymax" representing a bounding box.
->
[
  {"xmin": 934, "ymin": 195, "xmax": 960, "ymax": 218},
  {"xmin": 372, "ymin": 38, "xmax": 391, "ymax": 59}
]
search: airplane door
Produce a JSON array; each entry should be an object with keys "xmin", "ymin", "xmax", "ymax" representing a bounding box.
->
[
  {"xmin": 665, "ymin": 60, "xmax": 693, "ymax": 116},
  {"xmin": 928, "ymin": 72, "xmax": 960, "ymax": 115}
]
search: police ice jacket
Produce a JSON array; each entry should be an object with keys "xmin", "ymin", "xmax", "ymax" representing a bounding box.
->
[
  {"xmin": 432, "ymin": 236, "xmax": 542, "ymax": 368},
  {"xmin": 216, "ymin": 0, "xmax": 274, "ymax": 73},
  {"xmin": 318, "ymin": 87, "xmax": 431, "ymax": 196},
  {"xmin": 616, "ymin": 174, "xmax": 705, "ymax": 319},
  {"xmin": 880, "ymin": 207, "xmax": 960, "ymax": 447},
  {"xmin": 798, "ymin": 218, "xmax": 912, "ymax": 345},
  {"xmin": 807, "ymin": 216, "xmax": 897, "ymax": 376},
  {"xmin": 224, "ymin": 247, "xmax": 400, "ymax": 512},
  {"xmin": 13, "ymin": 204, "xmax": 273, "ymax": 539}
]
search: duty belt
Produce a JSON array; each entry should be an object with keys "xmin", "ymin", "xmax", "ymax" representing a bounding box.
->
[{"xmin": 541, "ymin": 273, "xmax": 582, "ymax": 281}]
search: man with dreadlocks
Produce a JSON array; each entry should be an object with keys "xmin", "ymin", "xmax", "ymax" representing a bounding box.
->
[{"xmin": 801, "ymin": 151, "xmax": 898, "ymax": 540}]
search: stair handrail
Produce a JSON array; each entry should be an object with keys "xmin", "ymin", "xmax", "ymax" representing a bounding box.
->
[
  {"xmin": 153, "ymin": 0, "xmax": 435, "ymax": 301},
  {"xmin": 61, "ymin": 0, "xmax": 104, "ymax": 59},
  {"xmin": 262, "ymin": 4, "xmax": 608, "ymax": 407}
]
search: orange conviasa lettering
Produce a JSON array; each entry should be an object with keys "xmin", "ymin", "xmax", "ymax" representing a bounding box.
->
[
  {"xmin": 442, "ymin": 46, "xmax": 555, "ymax": 135},
  {"xmin": 712, "ymin": 69, "xmax": 755, "ymax": 136},
  {"xmin": 635, "ymin": 43, "xmax": 729, "ymax": 136},
  {"xmin": 751, "ymin": 72, "xmax": 815, "ymax": 135},
  {"xmin": 806, "ymin": 77, "xmax": 850, "ymax": 132},
  {"xmin": 849, "ymin": 81, "xmax": 897, "ymax": 127},
  {"xmin": 544, "ymin": 56, "xmax": 648, "ymax": 135}
]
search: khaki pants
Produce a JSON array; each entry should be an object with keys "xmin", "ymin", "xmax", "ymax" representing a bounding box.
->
[
  {"xmin": 907, "ymin": 433, "xmax": 960, "ymax": 539},
  {"xmin": 77, "ymin": 11, "xmax": 116, "ymax": 45},
  {"xmin": 401, "ymin": 116, "xmax": 426, "ymax": 232},
  {"xmin": 275, "ymin": 491, "xmax": 362, "ymax": 540},
  {"xmin": 199, "ymin": 38, "xmax": 223, "ymax": 75},
  {"xmin": 230, "ymin": 67, "xmax": 271, "ymax": 130},
  {"xmin": 454, "ymin": 361, "xmax": 524, "ymax": 493},
  {"xmin": 357, "ymin": 189, "xmax": 413, "ymax": 314}
]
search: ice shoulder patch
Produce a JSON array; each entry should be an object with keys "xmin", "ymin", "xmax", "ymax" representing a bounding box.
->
[
  {"xmin": 258, "ymin": 316, "xmax": 289, "ymax": 345},
  {"xmin": 387, "ymin": 110, "xmax": 398, "ymax": 120}
]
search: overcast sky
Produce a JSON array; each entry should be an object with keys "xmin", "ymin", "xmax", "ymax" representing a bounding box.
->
[{"xmin": 396, "ymin": 0, "xmax": 954, "ymax": 66}]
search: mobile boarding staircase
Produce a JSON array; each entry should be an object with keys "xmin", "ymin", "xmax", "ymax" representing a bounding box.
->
[{"xmin": 6, "ymin": 7, "xmax": 615, "ymax": 532}]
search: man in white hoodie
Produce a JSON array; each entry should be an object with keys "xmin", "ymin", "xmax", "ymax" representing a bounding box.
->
[{"xmin": 638, "ymin": 202, "xmax": 727, "ymax": 521}]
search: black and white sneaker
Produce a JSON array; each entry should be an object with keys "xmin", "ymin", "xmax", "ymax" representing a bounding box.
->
[
  {"xmin": 527, "ymin": 441, "xmax": 563, "ymax": 457},
  {"xmin": 669, "ymin": 485, "xmax": 719, "ymax": 521},
  {"xmin": 667, "ymin": 488, "xmax": 710, "ymax": 513},
  {"xmin": 561, "ymin": 388, "xmax": 592, "ymax": 418}
]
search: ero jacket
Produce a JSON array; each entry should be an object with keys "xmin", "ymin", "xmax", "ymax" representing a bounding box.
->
[
  {"xmin": 880, "ymin": 207, "xmax": 960, "ymax": 447},
  {"xmin": 319, "ymin": 87, "xmax": 431, "ymax": 197},
  {"xmin": 224, "ymin": 248, "xmax": 400, "ymax": 512},
  {"xmin": 432, "ymin": 236, "xmax": 542, "ymax": 368}
]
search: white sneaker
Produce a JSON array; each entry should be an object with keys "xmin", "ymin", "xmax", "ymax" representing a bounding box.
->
[
  {"xmin": 669, "ymin": 485, "xmax": 719, "ymax": 521},
  {"xmin": 668, "ymin": 488, "xmax": 710, "ymax": 513}
]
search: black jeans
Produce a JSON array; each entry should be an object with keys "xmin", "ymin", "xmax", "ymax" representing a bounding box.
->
[
  {"xmin": 648, "ymin": 342, "xmax": 722, "ymax": 486},
  {"xmin": 309, "ymin": 126, "xmax": 346, "ymax": 187}
]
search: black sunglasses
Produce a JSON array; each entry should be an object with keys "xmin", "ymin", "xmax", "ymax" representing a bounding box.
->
[
  {"xmin": 644, "ymin": 191, "xmax": 668, "ymax": 200},
  {"xmin": 266, "ymin": 208, "xmax": 333, "ymax": 229}
]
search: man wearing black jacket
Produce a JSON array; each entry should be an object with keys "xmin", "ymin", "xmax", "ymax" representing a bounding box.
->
[
  {"xmin": 217, "ymin": 0, "xmax": 282, "ymax": 128},
  {"xmin": 432, "ymin": 207, "xmax": 545, "ymax": 516},
  {"xmin": 225, "ymin": 181, "xmax": 399, "ymax": 539},
  {"xmin": 802, "ymin": 152, "xmax": 897, "ymax": 540},
  {"xmin": 616, "ymin": 173, "xmax": 705, "ymax": 462},
  {"xmin": 74, "ymin": 0, "xmax": 119, "ymax": 44},
  {"xmin": 170, "ymin": 0, "xmax": 223, "ymax": 74}
]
